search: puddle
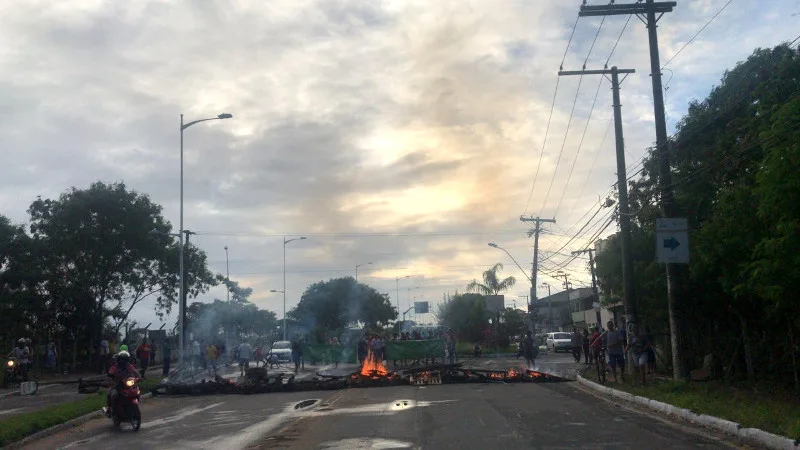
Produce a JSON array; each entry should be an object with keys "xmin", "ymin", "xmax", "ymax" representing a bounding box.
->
[{"xmin": 319, "ymin": 438, "xmax": 414, "ymax": 449}]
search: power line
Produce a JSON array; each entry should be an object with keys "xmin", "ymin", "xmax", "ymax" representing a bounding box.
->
[
  {"xmin": 661, "ymin": 0, "xmax": 735, "ymax": 69},
  {"xmin": 539, "ymin": 16, "xmax": 606, "ymax": 215},
  {"xmin": 552, "ymin": 76, "xmax": 606, "ymax": 219},
  {"xmin": 522, "ymin": 15, "xmax": 582, "ymax": 215},
  {"xmin": 194, "ymin": 229, "xmax": 534, "ymax": 238},
  {"xmin": 605, "ymin": 14, "xmax": 632, "ymax": 68}
]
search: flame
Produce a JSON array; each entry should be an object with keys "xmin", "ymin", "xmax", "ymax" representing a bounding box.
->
[
  {"xmin": 526, "ymin": 370, "xmax": 543, "ymax": 378},
  {"xmin": 508, "ymin": 368, "xmax": 519, "ymax": 378},
  {"xmin": 360, "ymin": 348, "xmax": 388, "ymax": 377}
]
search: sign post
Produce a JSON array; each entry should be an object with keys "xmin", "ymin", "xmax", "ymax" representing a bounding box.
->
[{"xmin": 656, "ymin": 218, "xmax": 690, "ymax": 264}]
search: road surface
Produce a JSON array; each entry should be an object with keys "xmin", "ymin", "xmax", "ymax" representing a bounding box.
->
[{"xmin": 25, "ymin": 354, "xmax": 741, "ymax": 450}]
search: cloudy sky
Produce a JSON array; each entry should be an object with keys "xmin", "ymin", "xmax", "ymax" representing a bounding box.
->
[{"xmin": 1, "ymin": 0, "xmax": 797, "ymax": 327}]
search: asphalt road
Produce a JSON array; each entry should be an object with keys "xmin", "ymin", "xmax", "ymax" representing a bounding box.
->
[{"xmin": 25, "ymin": 354, "xmax": 741, "ymax": 450}]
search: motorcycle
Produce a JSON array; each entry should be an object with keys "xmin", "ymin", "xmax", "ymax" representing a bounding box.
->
[
  {"xmin": 4, "ymin": 357, "xmax": 24, "ymax": 388},
  {"xmin": 104, "ymin": 377, "xmax": 142, "ymax": 431}
]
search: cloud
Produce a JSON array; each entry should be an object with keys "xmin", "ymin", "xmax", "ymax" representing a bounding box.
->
[{"xmin": 0, "ymin": 0, "xmax": 796, "ymax": 327}]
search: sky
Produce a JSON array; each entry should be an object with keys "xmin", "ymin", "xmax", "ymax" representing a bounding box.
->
[{"xmin": 1, "ymin": 0, "xmax": 797, "ymax": 329}]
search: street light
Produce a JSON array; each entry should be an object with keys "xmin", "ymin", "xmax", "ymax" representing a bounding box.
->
[
  {"xmin": 282, "ymin": 236, "xmax": 306, "ymax": 340},
  {"xmin": 395, "ymin": 275, "xmax": 410, "ymax": 313},
  {"xmin": 355, "ymin": 262, "xmax": 372, "ymax": 282},
  {"xmin": 224, "ymin": 246, "xmax": 230, "ymax": 302},
  {"xmin": 178, "ymin": 112, "xmax": 233, "ymax": 360}
]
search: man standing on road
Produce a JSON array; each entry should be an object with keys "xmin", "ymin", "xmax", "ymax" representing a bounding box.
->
[
  {"xmin": 570, "ymin": 328, "xmax": 583, "ymax": 363},
  {"xmin": 237, "ymin": 341, "xmax": 252, "ymax": 377},
  {"xmin": 162, "ymin": 341, "xmax": 171, "ymax": 377},
  {"xmin": 523, "ymin": 331, "xmax": 537, "ymax": 368}
]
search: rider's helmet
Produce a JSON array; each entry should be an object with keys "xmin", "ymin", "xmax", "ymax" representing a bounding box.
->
[
  {"xmin": 17, "ymin": 338, "xmax": 25, "ymax": 347},
  {"xmin": 117, "ymin": 351, "xmax": 131, "ymax": 365}
]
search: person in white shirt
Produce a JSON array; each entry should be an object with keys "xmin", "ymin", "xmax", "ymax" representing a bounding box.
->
[{"xmin": 237, "ymin": 341, "xmax": 253, "ymax": 376}]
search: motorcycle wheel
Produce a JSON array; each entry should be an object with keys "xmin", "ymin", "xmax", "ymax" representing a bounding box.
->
[
  {"xmin": 130, "ymin": 404, "xmax": 141, "ymax": 431},
  {"xmin": 112, "ymin": 413, "xmax": 122, "ymax": 428}
]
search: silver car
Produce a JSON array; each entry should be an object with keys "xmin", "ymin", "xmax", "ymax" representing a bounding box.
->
[
  {"xmin": 546, "ymin": 332, "xmax": 574, "ymax": 353},
  {"xmin": 268, "ymin": 341, "xmax": 293, "ymax": 362}
]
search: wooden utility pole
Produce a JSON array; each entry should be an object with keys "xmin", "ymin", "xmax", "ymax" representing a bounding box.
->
[
  {"xmin": 519, "ymin": 216, "xmax": 556, "ymax": 330},
  {"xmin": 572, "ymin": 248, "xmax": 602, "ymax": 328},
  {"xmin": 578, "ymin": 0, "xmax": 687, "ymax": 381},
  {"xmin": 559, "ymin": 66, "xmax": 638, "ymax": 345}
]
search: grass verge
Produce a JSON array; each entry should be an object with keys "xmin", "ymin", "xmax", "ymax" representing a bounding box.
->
[
  {"xmin": 581, "ymin": 367, "xmax": 800, "ymax": 440},
  {"xmin": 0, "ymin": 378, "xmax": 160, "ymax": 447}
]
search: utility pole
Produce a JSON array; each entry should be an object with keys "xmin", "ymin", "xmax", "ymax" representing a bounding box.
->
[
  {"xmin": 540, "ymin": 283, "xmax": 552, "ymax": 332},
  {"xmin": 560, "ymin": 66, "xmax": 637, "ymax": 347},
  {"xmin": 519, "ymin": 216, "xmax": 556, "ymax": 333},
  {"xmin": 578, "ymin": 0, "xmax": 687, "ymax": 381},
  {"xmin": 572, "ymin": 248, "xmax": 602, "ymax": 329}
]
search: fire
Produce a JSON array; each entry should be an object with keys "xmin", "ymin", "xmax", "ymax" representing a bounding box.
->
[
  {"xmin": 508, "ymin": 368, "xmax": 519, "ymax": 378},
  {"xmin": 360, "ymin": 348, "xmax": 388, "ymax": 377},
  {"xmin": 526, "ymin": 369, "xmax": 543, "ymax": 378}
]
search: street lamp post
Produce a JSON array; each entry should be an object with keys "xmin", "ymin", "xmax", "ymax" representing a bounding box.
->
[
  {"xmin": 355, "ymin": 262, "xmax": 372, "ymax": 282},
  {"xmin": 282, "ymin": 236, "xmax": 306, "ymax": 341},
  {"xmin": 406, "ymin": 286, "xmax": 420, "ymax": 321},
  {"xmin": 395, "ymin": 275, "xmax": 410, "ymax": 313},
  {"xmin": 179, "ymin": 112, "xmax": 232, "ymax": 361},
  {"xmin": 224, "ymin": 246, "xmax": 230, "ymax": 302}
]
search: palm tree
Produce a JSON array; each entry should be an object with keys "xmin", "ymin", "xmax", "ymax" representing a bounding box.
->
[{"xmin": 467, "ymin": 263, "xmax": 516, "ymax": 295}]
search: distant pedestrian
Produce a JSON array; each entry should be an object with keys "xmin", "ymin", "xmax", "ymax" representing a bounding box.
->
[
  {"xmin": 523, "ymin": 331, "xmax": 537, "ymax": 368},
  {"xmin": 136, "ymin": 339, "xmax": 151, "ymax": 379},
  {"xmin": 207, "ymin": 344, "xmax": 219, "ymax": 375},
  {"xmin": 626, "ymin": 325, "xmax": 651, "ymax": 384},
  {"xmin": 99, "ymin": 339, "xmax": 110, "ymax": 374},
  {"xmin": 582, "ymin": 328, "xmax": 591, "ymax": 364},
  {"xmin": 162, "ymin": 342, "xmax": 171, "ymax": 376},
  {"xmin": 593, "ymin": 321, "xmax": 625, "ymax": 383},
  {"xmin": 238, "ymin": 341, "xmax": 252, "ymax": 376}
]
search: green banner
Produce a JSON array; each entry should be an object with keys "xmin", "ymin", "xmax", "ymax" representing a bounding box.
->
[
  {"xmin": 302, "ymin": 344, "xmax": 357, "ymax": 364},
  {"xmin": 385, "ymin": 340, "xmax": 445, "ymax": 360}
]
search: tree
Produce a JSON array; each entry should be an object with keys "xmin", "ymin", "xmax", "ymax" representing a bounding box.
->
[
  {"xmin": 437, "ymin": 291, "xmax": 489, "ymax": 342},
  {"xmin": 25, "ymin": 182, "xmax": 216, "ymax": 347},
  {"xmin": 186, "ymin": 298, "xmax": 277, "ymax": 343},
  {"xmin": 593, "ymin": 43, "xmax": 800, "ymax": 386},
  {"xmin": 288, "ymin": 277, "xmax": 397, "ymax": 342},
  {"xmin": 467, "ymin": 263, "xmax": 516, "ymax": 295}
]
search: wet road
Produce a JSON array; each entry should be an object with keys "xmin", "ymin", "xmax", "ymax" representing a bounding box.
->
[{"xmin": 25, "ymin": 354, "xmax": 740, "ymax": 450}]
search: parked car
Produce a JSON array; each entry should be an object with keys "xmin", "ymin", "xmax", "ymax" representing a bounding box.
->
[
  {"xmin": 267, "ymin": 341, "xmax": 293, "ymax": 362},
  {"xmin": 546, "ymin": 332, "xmax": 574, "ymax": 353}
]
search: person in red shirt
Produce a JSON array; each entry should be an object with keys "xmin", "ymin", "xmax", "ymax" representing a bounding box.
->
[
  {"xmin": 105, "ymin": 351, "xmax": 140, "ymax": 415},
  {"xmin": 135, "ymin": 340, "xmax": 152, "ymax": 379},
  {"xmin": 589, "ymin": 327, "xmax": 602, "ymax": 365}
]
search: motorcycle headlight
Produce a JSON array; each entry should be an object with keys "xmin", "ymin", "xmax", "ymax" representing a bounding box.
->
[
  {"xmin": 124, "ymin": 378, "xmax": 136, "ymax": 387},
  {"xmin": 6, "ymin": 360, "xmax": 14, "ymax": 367}
]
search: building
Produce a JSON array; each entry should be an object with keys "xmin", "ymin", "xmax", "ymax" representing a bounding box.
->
[{"xmin": 535, "ymin": 286, "xmax": 622, "ymax": 332}]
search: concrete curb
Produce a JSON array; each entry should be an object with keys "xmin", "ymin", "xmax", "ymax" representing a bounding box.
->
[
  {"xmin": 576, "ymin": 374, "xmax": 799, "ymax": 450},
  {"xmin": 6, "ymin": 392, "xmax": 154, "ymax": 449}
]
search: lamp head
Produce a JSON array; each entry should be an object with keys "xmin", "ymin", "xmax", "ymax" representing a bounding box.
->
[{"xmin": 217, "ymin": 113, "xmax": 233, "ymax": 119}]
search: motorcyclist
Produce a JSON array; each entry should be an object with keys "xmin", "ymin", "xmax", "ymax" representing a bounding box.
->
[
  {"xmin": 105, "ymin": 351, "xmax": 140, "ymax": 415},
  {"xmin": 9, "ymin": 338, "xmax": 31, "ymax": 381}
]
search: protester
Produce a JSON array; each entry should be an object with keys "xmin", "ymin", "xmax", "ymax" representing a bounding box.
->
[
  {"xmin": 135, "ymin": 339, "xmax": 152, "ymax": 379},
  {"xmin": 238, "ymin": 340, "xmax": 252, "ymax": 376},
  {"xmin": 162, "ymin": 341, "xmax": 171, "ymax": 376}
]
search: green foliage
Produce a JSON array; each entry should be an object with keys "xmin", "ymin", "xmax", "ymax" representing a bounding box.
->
[
  {"xmin": 187, "ymin": 297, "xmax": 277, "ymax": 343},
  {"xmin": 0, "ymin": 182, "xmax": 224, "ymax": 365},
  {"xmin": 594, "ymin": 43, "xmax": 800, "ymax": 386},
  {"xmin": 437, "ymin": 292, "xmax": 489, "ymax": 342},
  {"xmin": 467, "ymin": 263, "xmax": 516, "ymax": 295},
  {"xmin": 288, "ymin": 277, "xmax": 397, "ymax": 342}
]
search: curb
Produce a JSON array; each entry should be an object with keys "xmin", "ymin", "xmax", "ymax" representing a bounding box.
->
[
  {"xmin": 6, "ymin": 392, "xmax": 154, "ymax": 449},
  {"xmin": 576, "ymin": 374, "xmax": 799, "ymax": 450}
]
